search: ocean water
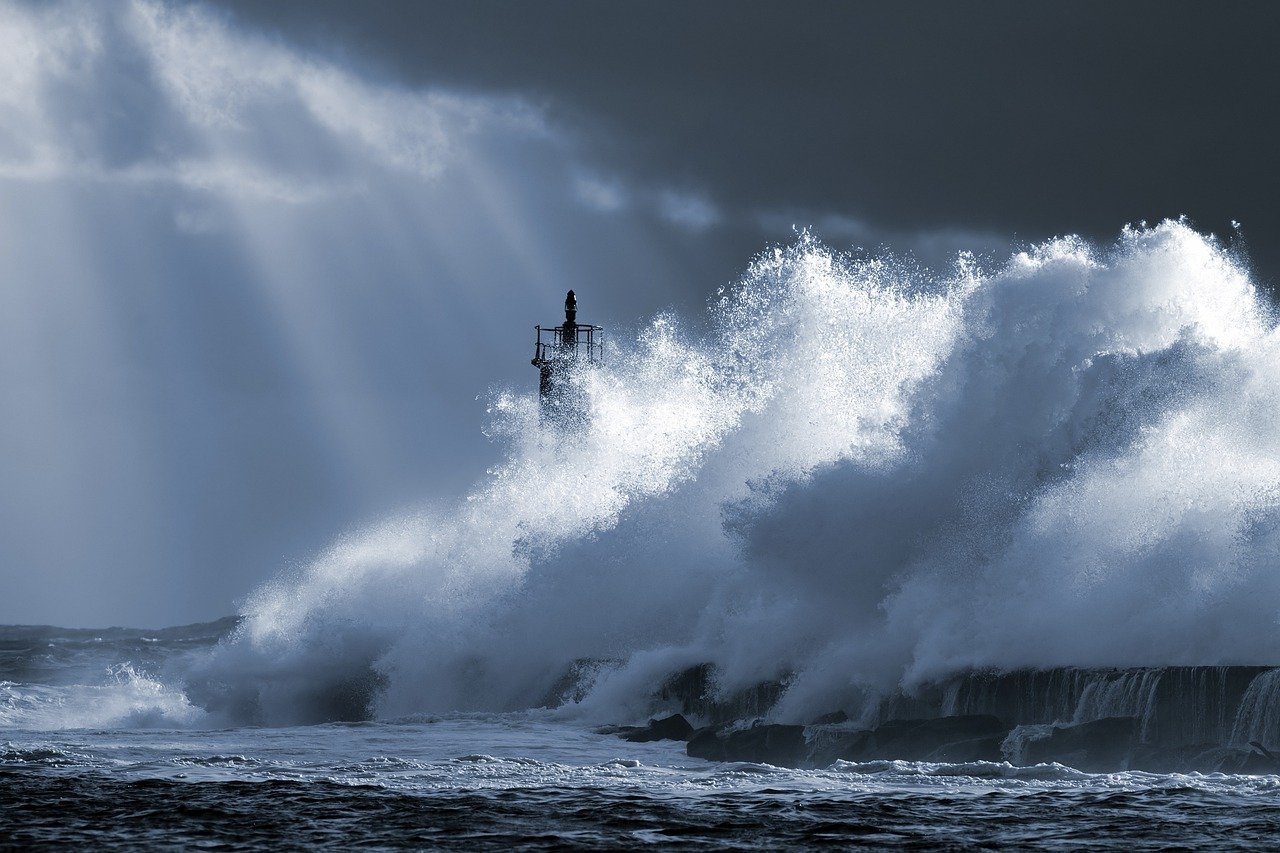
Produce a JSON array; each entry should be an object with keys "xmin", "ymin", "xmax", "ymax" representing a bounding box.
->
[
  {"xmin": 9, "ymin": 224, "xmax": 1280, "ymax": 845},
  {"xmin": 6, "ymin": 625, "xmax": 1280, "ymax": 849}
]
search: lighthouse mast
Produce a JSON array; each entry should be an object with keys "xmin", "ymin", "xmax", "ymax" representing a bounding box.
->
[{"xmin": 532, "ymin": 290, "xmax": 603, "ymax": 418}]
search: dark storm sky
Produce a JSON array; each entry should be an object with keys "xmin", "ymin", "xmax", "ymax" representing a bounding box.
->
[{"xmin": 213, "ymin": 0, "xmax": 1280, "ymax": 287}]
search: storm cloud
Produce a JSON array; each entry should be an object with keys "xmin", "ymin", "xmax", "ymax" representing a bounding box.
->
[{"xmin": 210, "ymin": 0, "xmax": 1280, "ymax": 283}]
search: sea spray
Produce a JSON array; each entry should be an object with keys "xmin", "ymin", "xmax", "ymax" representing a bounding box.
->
[
  {"xmin": 0, "ymin": 663, "xmax": 202, "ymax": 730},
  {"xmin": 190, "ymin": 221, "xmax": 1280, "ymax": 727}
]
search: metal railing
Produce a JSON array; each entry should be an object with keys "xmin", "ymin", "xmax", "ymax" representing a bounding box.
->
[{"xmin": 532, "ymin": 323, "xmax": 604, "ymax": 364}]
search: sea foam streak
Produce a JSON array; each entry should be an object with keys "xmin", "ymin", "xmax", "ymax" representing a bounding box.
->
[{"xmin": 189, "ymin": 221, "xmax": 1280, "ymax": 727}]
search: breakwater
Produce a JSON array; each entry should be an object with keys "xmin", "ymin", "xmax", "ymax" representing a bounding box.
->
[{"xmin": 629, "ymin": 664, "xmax": 1280, "ymax": 772}]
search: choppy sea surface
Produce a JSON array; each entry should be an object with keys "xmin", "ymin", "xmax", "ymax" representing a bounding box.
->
[{"xmin": 3, "ymin": 623, "xmax": 1280, "ymax": 849}]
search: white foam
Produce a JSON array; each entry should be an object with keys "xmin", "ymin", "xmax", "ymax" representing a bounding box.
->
[
  {"xmin": 1, "ymin": 664, "xmax": 204, "ymax": 730},
  {"xmin": 199, "ymin": 222, "xmax": 1280, "ymax": 726}
]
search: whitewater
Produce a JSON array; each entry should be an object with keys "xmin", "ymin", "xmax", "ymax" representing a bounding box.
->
[
  {"xmin": 8, "ymin": 222, "xmax": 1280, "ymax": 847},
  {"xmin": 201, "ymin": 219, "xmax": 1280, "ymax": 726}
]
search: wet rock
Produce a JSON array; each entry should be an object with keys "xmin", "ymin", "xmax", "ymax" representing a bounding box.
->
[
  {"xmin": 1240, "ymin": 750, "xmax": 1280, "ymax": 774},
  {"xmin": 541, "ymin": 658, "xmax": 619, "ymax": 708},
  {"xmin": 1023, "ymin": 716, "xmax": 1138, "ymax": 772},
  {"xmin": 1135, "ymin": 740, "xmax": 1280, "ymax": 775},
  {"xmin": 687, "ymin": 726, "xmax": 728, "ymax": 762},
  {"xmin": 1173, "ymin": 745, "xmax": 1280, "ymax": 774},
  {"xmin": 594, "ymin": 724, "xmax": 643, "ymax": 737},
  {"xmin": 1207, "ymin": 742, "xmax": 1280, "ymax": 775},
  {"xmin": 809, "ymin": 710, "xmax": 849, "ymax": 726},
  {"xmin": 868, "ymin": 715, "xmax": 1008, "ymax": 761},
  {"xmin": 687, "ymin": 723, "xmax": 807, "ymax": 766},
  {"xmin": 1247, "ymin": 741, "xmax": 1280, "ymax": 773},
  {"xmin": 622, "ymin": 713, "xmax": 694, "ymax": 743},
  {"xmin": 659, "ymin": 665, "xmax": 714, "ymax": 714},
  {"xmin": 805, "ymin": 728, "xmax": 873, "ymax": 767},
  {"xmin": 1199, "ymin": 746, "xmax": 1251, "ymax": 773},
  {"xmin": 1128, "ymin": 742, "xmax": 1217, "ymax": 773},
  {"xmin": 727, "ymin": 724, "xmax": 807, "ymax": 766},
  {"xmin": 796, "ymin": 715, "xmax": 1010, "ymax": 767},
  {"xmin": 658, "ymin": 664, "xmax": 789, "ymax": 724},
  {"xmin": 925, "ymin": 735, "xmax": 1005, "ymax": 763}
]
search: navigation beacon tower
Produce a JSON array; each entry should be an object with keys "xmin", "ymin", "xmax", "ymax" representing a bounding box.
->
[{"xmin": 531, "ymin": 290, "xmax": 603, "ymax": 417}]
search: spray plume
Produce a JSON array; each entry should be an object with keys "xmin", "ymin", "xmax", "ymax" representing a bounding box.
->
[{"xmin": 191, "ymin": 221, "xmax": 1280, "ymax": 726}]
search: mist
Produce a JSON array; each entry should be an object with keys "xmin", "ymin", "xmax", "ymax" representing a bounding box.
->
[
  {"xmin": 0, "ymin": 0, "xmax": 748, "ymax": 625},
  {"xmin": 184, "ymin": 220, "xmax": 1280, "ymax": 727}
]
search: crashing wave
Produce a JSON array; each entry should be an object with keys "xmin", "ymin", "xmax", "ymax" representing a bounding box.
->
[{"xmin": 189, "ymin": 221, "xmax": 1280, "ymax": 735}]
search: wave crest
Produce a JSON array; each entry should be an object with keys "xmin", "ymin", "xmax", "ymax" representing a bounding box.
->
[{"xmin": 193, "ymin": 221, "xmax": 1280, "ymax": 726}]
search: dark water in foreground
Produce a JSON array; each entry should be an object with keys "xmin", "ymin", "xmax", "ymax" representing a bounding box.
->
[
  {"xmin": 9, "ymin": 722, "xmax": 1280, "ymax": 851},
  {"xmin": 6, "ymin": 622, "xmax": 1280, "ymax": 849},
  {"xmin": 7, "ymin": 771, "xmax": 1280, "ymax": 849}
]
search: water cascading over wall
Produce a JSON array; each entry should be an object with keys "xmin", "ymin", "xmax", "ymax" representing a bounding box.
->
[
  {"xmin": 932, "ymin": 666, "xmax": 1273, "ymax": 747},
  {"xmin": 1229, "ymin": 669, "xmax": 1280, "ymax": 747}
]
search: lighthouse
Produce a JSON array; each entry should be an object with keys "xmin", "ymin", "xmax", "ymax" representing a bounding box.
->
[{"xmin": 532, "ymin": 290, "xmax": 603, "ymax": 418}]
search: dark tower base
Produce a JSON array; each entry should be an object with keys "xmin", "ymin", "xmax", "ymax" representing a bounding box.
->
[{"xmin": 531, "ymin": 290, "xmax": 603, "ymax": 423}]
